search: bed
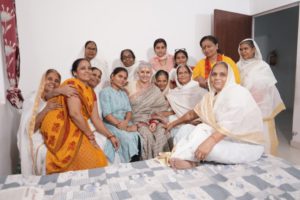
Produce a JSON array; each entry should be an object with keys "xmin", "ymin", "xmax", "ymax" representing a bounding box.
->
[{"xmin": 0, "ymin": 154, "xmax": 299, "ymax": 200}]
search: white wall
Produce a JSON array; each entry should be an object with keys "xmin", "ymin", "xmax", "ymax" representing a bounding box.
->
[{"xmin": 15, "ymin": 0, "xmax": 251, "ymax": 97}]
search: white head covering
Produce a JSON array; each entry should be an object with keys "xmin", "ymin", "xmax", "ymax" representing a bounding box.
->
[
  {"xmin": 237, "ymin": 38, "xmax": 277, "ymax": 89},
  {"xmin": 78, "ymin": 41, "xmax": 110, "ymax": 89},
  {"xmin": 167, "ymin": 65, "xmax": 207, "ymax": 118}
]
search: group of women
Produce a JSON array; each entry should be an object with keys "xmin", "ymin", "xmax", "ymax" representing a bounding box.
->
[{"xmin": 17, "ymin": 36, "xmax": 285, "ymax": 175}]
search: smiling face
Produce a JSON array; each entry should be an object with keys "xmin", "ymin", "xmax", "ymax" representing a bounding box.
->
[
  {"xmin": 201, "ymin": 39, "xmax": 218, "ymax": 58},
  {"xmin": 210, "ymin": 63, "xmax": 228, "ymax": 93},
  {"xmin": 73, "ymin": 60, "xmax": 92, "ymax": 83},
  {"xmin": 175, "ymin": 52, "xmax": 188, "ymax": 66},
  {"xmin": 177, "ymin": 66, "xmax": 191, "ymax": 85},
  {"xmin": 84, "ymin": 42, "xmax": 97, "ymax": 61},
  {"xmin": 111, "ymin": 70, "xmax": 128, "ymax": 89},
  {"xmin": 121, "ymin": 50, "xmax": 135, "ymax": 67},
  {"xmin": 44, "ymin": 71, "xmax": 61, "ymax": 93},
  {"xmin": 154, "ymin": 42, "xmax": 167, "ymax": 57},
  {"xmin": 88, "ymin": 68, "xmax": 102, "ymax": 88},
  {"xmin": 138, "ymin": 66, "xmax": 152, "ymax": 84},
  {"xmin": 155, "ymin": 74, "xmax": 168, "ymax": 91},
  {"xmin": 239, "ymin": 43, "xmax": 256, "ymax": 60}
]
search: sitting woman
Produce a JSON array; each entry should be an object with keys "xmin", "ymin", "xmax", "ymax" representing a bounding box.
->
[
  {"xmin": 100, "ymin": 67, "xmax": 141, "ymax": 163},
  {"xmin": 154, "ymin": 69, "xmax": 170, "ymax": 96},
  {"xmin": 128, "ymin": 62, "xmax": 170, "ymax": 160},
  {"xmin": 17, "ymin": 69, "xmax": 78, "ymax": 175},
  {"xmin": 167, "ymin": 62, "xmax": 265, "ymax": 169},
  {"xmin": 40, "ymin": 59, "xmax": 119, "ymax": 174},
  {"xmin": 237, "ymin": 39, "xmax": 285, "ymax": 155}
]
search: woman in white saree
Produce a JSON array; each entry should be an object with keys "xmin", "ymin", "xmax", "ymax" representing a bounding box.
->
[
  {"xmin": 237, "ymin": 39, "xmax": 285, "ymax": 155},
  {"xmin": 166, "ymin": 62, "xmax": 265, "ymax": 169}
]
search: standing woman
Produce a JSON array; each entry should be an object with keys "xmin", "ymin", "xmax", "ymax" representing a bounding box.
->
[
  {"xmin": 237, "ymin": 38, "xmax": 285, "ymax": 155},
  {"xmin": 150, "ymin": 38, "xmax": 174, "ymax": 73},
  {"xmin": 120, "ymin": 49, "xmax": 139, "ymax": 82},
  {"xmin": 192, "ymin": 35, "xmax": 240, "ymax": 89},
  {"xmin": 80, "ymin": 40, "xmax": 109, "ymax": 89},
  {"xmin": 100, "ymin": 67, "xmax": 141, "ymax": 163},
  {"xmin": 40, "ymin": 59, "xmax": 119, "ymax": 174}
]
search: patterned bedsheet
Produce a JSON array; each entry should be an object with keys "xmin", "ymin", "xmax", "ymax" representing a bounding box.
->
[{"xmin": 0, "ymin": 154, "xmax": 300, "ymax": 200}]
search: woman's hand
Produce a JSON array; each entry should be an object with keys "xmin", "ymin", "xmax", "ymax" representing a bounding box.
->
[
  {"xmin": 194, "ymin": 137, "xmax": 216, "ymax": 161},
  {"xmin": 164, "ymin": 121, "xmax": 175, "ymax": 133},
  {"xmin": 117, "ymin": 120, "xmax": 128, "ymax": 130},
  {"xmin": 89, "ymin": 138, "xmax": 101, "ymax": 150},
  {"xmin": 108, "ymin": 136, "xmax": 120, "ymax": 150},
  {"xmin": 149, "ymin": 122, "xmax": 157, "ymax": 132},
  {"xmin": 197, "ymin": 76, "xmax": 208, "ymax": 89},
  {"xmin": 59, "ymin": 85, "xmax": 78, "ymax": 98}
]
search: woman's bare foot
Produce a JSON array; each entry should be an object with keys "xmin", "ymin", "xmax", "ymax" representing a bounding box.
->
[{"xmin": 169, "ymin": 158, "xmax": 197, "ymax": 170}]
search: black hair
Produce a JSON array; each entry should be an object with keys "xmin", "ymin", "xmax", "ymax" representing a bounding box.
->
[
  {"xmin": 240, "ymin": 40, "xmax": 255, "ymax": 48},
  {"xmin": 155, "ymin": 70, "xmax": 169, "ymax": 81},
  {"xmin": 174, "ymin": 49, "xmax": 188, "ymax": 68},
  {"xmin": 200, "ymin": 35, "xmax": 222, "ymax": 54},
  {"xmin": 120, "ymin": 49, "xmax": 136, "ymax": 60},
  {"xmin": 45, "ymin": 69, "xmax": 61, "ymax": 82},
  {"xmin": 153, "ymin": 38, "xmax": 167, "ymax": 48},
  {"xmin": 111, "ymin": 67, "xmax": 128, "ymax": 78},
  {"xmin": 84, "ymin": 40, "xmax": 97, "ymax": 51},
  {"xmin": 71, "ymin": 58, "xmax": 89, "ymax": 77}
]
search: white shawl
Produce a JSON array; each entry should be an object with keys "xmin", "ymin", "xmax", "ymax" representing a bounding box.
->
[
  {"xmin": 167, "ymin": 66, "xmax": 207, "ymax": 118},
  {"xmin": 237, "ymin": 39, "xmax": 285, "ymax": 118},
  {"xmin": 194, "ymin": 62, "xmax": 264, "ymax": 144}
]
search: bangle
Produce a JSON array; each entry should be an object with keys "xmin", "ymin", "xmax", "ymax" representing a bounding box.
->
[
  {"xmin": 107, "ymin": 135, "xmax": 116, "ymax": 140},
  {"xmin": 149, "ymin": 119, "xmax": 159, "ymax": 125}
]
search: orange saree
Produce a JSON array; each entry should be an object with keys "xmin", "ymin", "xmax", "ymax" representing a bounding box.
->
[{"xmin": 40, "ymin": 78, "xmax": 107, "ymax": 174}]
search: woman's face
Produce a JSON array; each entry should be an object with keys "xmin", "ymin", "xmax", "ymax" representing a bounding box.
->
[
  {"xmin": 74, "ymin": 60, "xmax": 92, "ymax": 83},
  {"xmin": 239, "ymin": 43, "xmax": 256, "ymax": 60},
  {"xmin": 210, "ymin": 64, "xmax": 228, "ymax": 93},
  {"xmin": 175, "ymin": 52, "xmax": 188, "ymax": 66},
  {"xmin": 121, "ymin": 50, "xmax": 135, "ymax": 67},
  {"xmin": 177, "ymin": 66, "xmax": 191, "ymax": 85},
  {"xmin": 88, "ymin": 69, "xmax": 102, "ymax": 88},
  {"xmin": 155, "ymin": 75, "xmax": 168, "ymax": 91},
  {"xmin": 44, "ymin": 72, "xmax": 60, "ymax": 93},
  {"xmin": 84, "ymin": 42, "xmax": 97, "ymax": 61},
  {"xmin": 138, "ymin": 67, "xmax": 152, "ymax": 83},
  {"xmin": 154, "ymin": 42, "xmax": 167, "ymax": 57},
  {"xmin": 111, "ymin": 71, "xmax": 128, "ymax": 89},
  {"xmin": 201, "ymin": 39, "xmax": 218, "ymax": 58}
]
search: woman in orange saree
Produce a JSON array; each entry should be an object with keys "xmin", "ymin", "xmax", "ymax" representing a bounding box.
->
[{"xmin": 40, "ymin": 58, "xmax": 119, "ymax": 174}]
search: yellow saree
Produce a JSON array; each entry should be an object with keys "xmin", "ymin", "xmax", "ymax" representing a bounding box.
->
[{"xmin": 41, "ymin": 78, "xmax": 107, "ymax": 174}]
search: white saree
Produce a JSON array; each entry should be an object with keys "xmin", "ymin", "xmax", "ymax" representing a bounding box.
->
[
  {"xmin": 237, "ymin": 38, "xmax": 285, "ymax": 155},
  {"xmin": 171, "ymin": 64, "xmax": 265, "ymax": 164}
]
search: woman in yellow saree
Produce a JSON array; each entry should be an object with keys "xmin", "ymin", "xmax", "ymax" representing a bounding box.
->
[{"xmin": 41, "ymin": 58, "xmax": 119, "ymax": 174}]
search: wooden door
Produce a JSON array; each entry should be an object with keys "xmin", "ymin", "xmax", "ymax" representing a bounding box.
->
[{"xmin": 214, "ymin": 9, "xmax": 252, "ymax": 62}]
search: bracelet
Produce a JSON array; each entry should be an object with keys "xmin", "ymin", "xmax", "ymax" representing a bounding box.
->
[
  {"xmin": 107, "ymin": 135, "xmax": 116, "ymax": 140},
  {"xmin": 149, "ymin": 119, "xmax": 159, "ymax": 125}
]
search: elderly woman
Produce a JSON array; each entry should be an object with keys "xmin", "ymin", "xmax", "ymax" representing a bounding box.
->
[
  {"xmin": 193, "ymin": 35, "xmax": 240, "ymax": 89},
  {"xmin": 166, "ymin": 62, "xmax": 264, "ymax": 169},
  {"xmin": 237, "ymin": 39, "xmax": 285, "ymax": 155},
  {"xmin": 128, "ymin": 62, "xmax": 170, "ymax": 160},
  {"xmin": 120, "ymin": 49, "xmax": 139, "ymax": 82},
  {"xmin": 100, "ymin": 67, "xmax": 141, "ymax": 163},
  {"xmin": 40, "ymin": 59, "xmax": 119, "ymax": 174}
]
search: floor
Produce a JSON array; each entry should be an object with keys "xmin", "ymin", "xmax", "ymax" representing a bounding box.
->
[{"xmin": 276, "ymin": 109, "xmax": 300, "ymax": 166}]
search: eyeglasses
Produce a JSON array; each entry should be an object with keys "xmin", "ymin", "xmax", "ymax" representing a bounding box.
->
[{"xmin": 174, "ymin": 48, "xmax": 186, "ymax": 52}]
